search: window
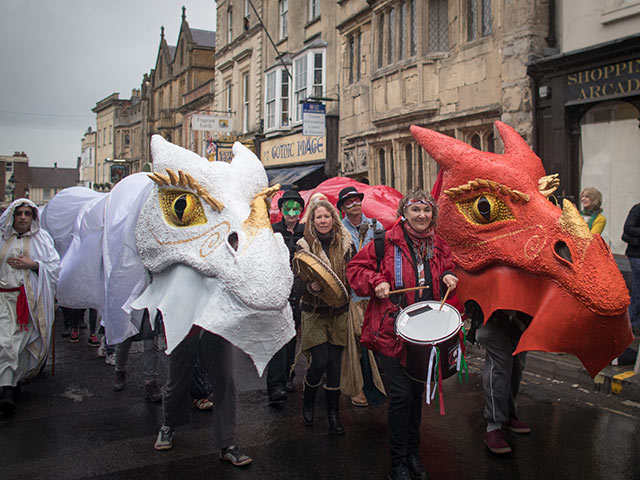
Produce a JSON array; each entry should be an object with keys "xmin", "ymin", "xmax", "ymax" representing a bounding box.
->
[
  {"xmin": 399, "ymin": 2, "xmax": 406, "ymax": 60},
  {"xmin": 225, "ymin": 80, "xmax": 233, "ymax": 113},
  {"xmin": 389, "ymin": 146, "xmax": 395, "ymax": 188},
  {"xmin": 487, "ymin": 132, "xmax": 495, "ymax": 153},
  {"xmin": 429, "ymin": 0, "xmax": 448, "ymax": 51},
  {"xmin": 467, "ymin": 0, "xmax": 492, "ymax": 41},
  {"xmin": 470, "ymin": 133, "xmax": 481, "ymax": 150},
  {"xmin": 294, "ymin": 56, "xmax": 308, "ymax": 123},
  {"xmin": 109, "ymin": 126, "xmax": 112, "ymax": 144},
  {"xmin": 245, "ymin": 0, "xmax": 251, "ymax": 18},
  {"xmin": 379, "ymin": 149, "xmax": 386, "ymax": 185},
  {"xmin": 43, "ymin": 189, "xmax": 51, "ymax": 201},
  {"xmin": 348, "ymin": 32, "xmax": 362, "ymax": 84},
  {"xmin": 266, "ymin": 71, "xmax": 276, "ymax": 130},
  {"xmin": 5, "ymin": 161, "xmax": 12, "ymax": 173},
  {"xmin": 292, "ymin": 50, "xmax": 325, "ymax": 123},
  {"xmin": 405, "ymin": 144, "xmax": 413, "ymax": 191},
  {"xmin": 281, "ymin": 72, "xmax": 290, "ymax": 127},
  {"xmin": 410, "ymin": 0, "xmax": 416, "ymax": 56},
  {"xmin": 387, "ymin": 7, "xmax": 395, "ymax": 64},
  {"xmin": 309, "ymin": 0, "xmax": 320, "ymax": 21},
  {"xmin": 417, "ymin": 146, "xmax": 424, "ymax": 188},
  {"xmin": 264, "ymin": 68, "xmax": 292, "ymax": 131},
  {"xmin": 312, "ymin": 53, "xmax": 323, "ymax": 97},
  {"xmin": 124, "ymin": 133, "xmax": 130, "ymax": 146},
  {"xmin": 279, "ymin": 0, "xmax": 288, "ymax": 39},
  {"xmin": 227, "ymin": 7, "xmax": 233, "ymax": 44},
  {"xmin": 242, "ymin": 73, "xmax": 250, "ymax": 133},
  {"xmin": 377, "ymin": 14, "xmax": 385, "ymax": 68},
  {"xmin": 103, "ymin": 128, "xmax": 106, "ymax": 146}
]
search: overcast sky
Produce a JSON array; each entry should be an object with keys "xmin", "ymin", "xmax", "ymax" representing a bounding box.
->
[{"xmin": 0, "ymin": 0, "xmax": 216, "ymax": 168}]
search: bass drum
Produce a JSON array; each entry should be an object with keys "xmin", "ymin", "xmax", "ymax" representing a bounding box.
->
[{"xmin": 395, "ymin": 301, "xmax": 462, "ymax": 382}]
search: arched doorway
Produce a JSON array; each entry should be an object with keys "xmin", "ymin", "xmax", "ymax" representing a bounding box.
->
[{"xmin": 579, "ymin": 101, "xmax": 640, "ymax": 254}]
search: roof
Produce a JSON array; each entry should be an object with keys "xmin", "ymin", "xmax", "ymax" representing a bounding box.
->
[
  {"xmin": 190, "ymin": 28, "xmax": 215, "ymax": 48},
  {"xmin": 28, "ymin": 167, "xmax": 79, "ymax": 189},
  {"xmin": 167, "ymin": 45, "xmax": 177, "ymax": 61}
]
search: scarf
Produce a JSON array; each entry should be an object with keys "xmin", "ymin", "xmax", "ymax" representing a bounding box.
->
[{"xmin": 403, "ymin": 221, "xmax": 435, "ymax": 262}]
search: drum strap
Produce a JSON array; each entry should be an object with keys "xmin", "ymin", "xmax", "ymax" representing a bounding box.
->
[{"xmin": 394, "ymin": 246, "xmax": 403, "ymax": 289}]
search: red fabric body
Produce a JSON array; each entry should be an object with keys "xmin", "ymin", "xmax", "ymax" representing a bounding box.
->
[
  {"xmin": 0, "ymin": 286, "xmax": 29, "ymax": 331},
  {"xmin": 346, "ymin": 220, "xmax": 457, "ymax": 359}
]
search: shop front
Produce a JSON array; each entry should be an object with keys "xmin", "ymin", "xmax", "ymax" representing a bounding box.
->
[{"xmin": 529, "ymin": 34, "xmax": 640, "ymax": 255}]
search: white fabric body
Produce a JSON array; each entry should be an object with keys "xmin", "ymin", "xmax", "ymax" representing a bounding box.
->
[
  {"xmin": 0, "ymin": 199, "xmax": 60, "ymax": 386},
  {"xmin": 42, "ymin": 137, "xmax": 295, "ymax": 375}
]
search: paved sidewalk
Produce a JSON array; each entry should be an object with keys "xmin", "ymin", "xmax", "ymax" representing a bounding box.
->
[{"xmin": 466, "ymin": 337, "xmax": 640, "ymax": 403}]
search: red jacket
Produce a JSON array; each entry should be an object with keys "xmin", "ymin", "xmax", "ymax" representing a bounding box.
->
[{"xmin": 346, "ymin": 220, "xmax": 456, "ymax": 359}]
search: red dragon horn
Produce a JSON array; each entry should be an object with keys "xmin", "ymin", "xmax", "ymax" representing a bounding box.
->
[{"xmin": 410, "ymin": 125, "xmax": 479, "ymax": 170}]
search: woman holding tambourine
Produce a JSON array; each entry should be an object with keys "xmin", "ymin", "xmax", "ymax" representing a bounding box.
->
[
  {"xmin": 346, "ymin": 189, "xmax": 458, "ymax": 480},
  {"xmin": 293, "ymin": 199, "xmax": 355, "ymax": 435}
]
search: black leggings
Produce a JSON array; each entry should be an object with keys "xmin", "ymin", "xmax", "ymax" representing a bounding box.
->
[{"xmin": 305, "ymin": 342, "xmax": 343, "ymax": 389}]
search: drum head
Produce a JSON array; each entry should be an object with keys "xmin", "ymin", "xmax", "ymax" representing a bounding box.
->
[{"xmin": 395, "ymin": 301, "xmax": 461, "ymax": 345}]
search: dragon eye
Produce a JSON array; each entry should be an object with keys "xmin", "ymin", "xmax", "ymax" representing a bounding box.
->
[
  {"xmin": 457, "ymin": 193, "xmax": 515, "ymax": 225},
  {"xmin": 159, "ymin": 190, "xmax": 207, "ymax": 227}
]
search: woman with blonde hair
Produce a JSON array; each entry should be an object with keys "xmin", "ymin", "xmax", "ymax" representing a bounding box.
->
[
  {"xmin": 295, "ymin": 199, "xmax": 355, "ymax": 434},
  {"xmin": 580, "ymin": 187, "xmax": 606, "ymax": 234}
]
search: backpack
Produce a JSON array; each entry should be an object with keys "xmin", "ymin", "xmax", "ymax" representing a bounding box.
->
[{"xmin": 374, "ymin": 228, "xmax": 386, "ymax": 272}]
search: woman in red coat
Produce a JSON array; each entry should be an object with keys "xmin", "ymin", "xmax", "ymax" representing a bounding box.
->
[{"xmin": 346, "ymin": 189, "xmax": 458, "ymax": 480}]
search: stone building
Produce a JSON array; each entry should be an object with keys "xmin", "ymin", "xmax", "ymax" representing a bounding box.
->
[
  {"xmin": 337, "ymin": 0, "xmax": 549, "ymax": 191},
  {"xmin": 212, "ymin": 0, "xmax": 264, "ymax": 163},
  {"xmin": 529, "ymin": 0, "xmax": 640, "ymax": 255},
  {"xmin": 79, "ymin": 127, "xmax": 96, "ymax": 189},
  {"xmin": 148, "ymin": 7, "xmax": 216, "ymax": 151},
  {"xmin": 92, "ymin": 93, "xmax": 129, "ymax": 188},
  {"xmin": 254, "ymin": 0, "xmax": 336, "ymax": 188}
]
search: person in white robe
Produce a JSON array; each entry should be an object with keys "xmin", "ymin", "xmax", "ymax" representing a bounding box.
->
[{"xmin": 0, "ymin": 199, "xmax": 59, "ymax": 416}]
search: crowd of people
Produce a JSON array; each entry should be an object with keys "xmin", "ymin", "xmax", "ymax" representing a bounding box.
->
[{"xmin": 0, "ymin": 181, "xmax": 637, "ymax": 479}]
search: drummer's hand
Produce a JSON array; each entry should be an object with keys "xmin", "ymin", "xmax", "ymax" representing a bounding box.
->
[
  {"xmin": 309, "ymin": 281, "xmax": 322, "ymax": 293},
  {"xmin": 442, "ymin": 274, "xmax": 458, "ymax": 290},
  {"xmin": 374, "ymin": 282, "xmax": 391, "ymax": 299}
]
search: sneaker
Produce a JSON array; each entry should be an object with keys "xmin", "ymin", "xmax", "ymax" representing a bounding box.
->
[
  {"xmin": 154, "ymin": 425, "xmax": 174, "ymax": 451},
  {"xmin": 97, "ymin": 337, "xmax": 107, "ymax": 358},
  {"xmin": 105, "ymin": 353, "xmax": 116, "ymax": 366},
  {"xmin": 88, "ymin": 334, "xmax": 100, "ymax": 347},
  {"xmin": 113, "ymin": 370, "xmax": 126, "ymax": 391},
  {"xmin": 502, "ymin": 416, "xmax": 531, "ymax": 434},
  {"xmin": 70, "ymin": 328, "xmax": 80, "ymax": 343},
  {"xmin": 483, "ymin": 429, "xmax": 512, "ymax": 454},
  {"xmin": 220, "ymin": 445, "xmax": 252, "ymax": 466},
  {"xmin": 62, "ymin": 326, "xmax": 72, "ymax": 337},
  {"xmin": 145, "ymin": 381, "xmax": 162, "ymax": 403}
]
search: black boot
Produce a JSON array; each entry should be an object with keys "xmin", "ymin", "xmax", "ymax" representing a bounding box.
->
[
  {"xmin": 325, "ymin": 388, "xmax": 345, "ymax": 435},
  {"xmin": 302, "ymin": 381, "xmax": 319, "ymax": 426}
]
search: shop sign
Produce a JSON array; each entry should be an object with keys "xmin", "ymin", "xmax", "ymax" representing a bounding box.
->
[
  {"xmin": 565, "ymin": 58, "xmax": 640, "ymax": 104},
  {"xmin": 260, "ymin": 133, "xmax": 325, "ymax": 167},
  {"xmin": 192, "ymin": 114, "xmax": 233, "ymax": 133}
]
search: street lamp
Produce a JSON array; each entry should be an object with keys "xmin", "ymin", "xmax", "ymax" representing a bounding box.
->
[{"xmin": 7, "ymin": 175, "xmax": 16, "ymax": 201}]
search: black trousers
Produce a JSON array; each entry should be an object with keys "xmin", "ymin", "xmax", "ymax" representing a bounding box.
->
[
  {"xmin": 266, "ymin": 298, "xmax": 300, "ymax": 393},
  {"xmin": 377, "ymin": 353, "xmax": 425, "ymax": 467}
]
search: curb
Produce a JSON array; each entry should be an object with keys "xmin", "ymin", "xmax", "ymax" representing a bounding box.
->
[{"xmin": 466, "ymin": 343, "xmax": 640, "ymax": 402}]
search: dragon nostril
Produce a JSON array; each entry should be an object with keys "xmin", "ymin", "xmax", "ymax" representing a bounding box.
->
[
  {"xmin": 554, "ymin": 241, "xmax": 573, "ymax": 264},
  {"xmin": 228, "ymin": 232, "xmax": 239, "ymax": 251}
]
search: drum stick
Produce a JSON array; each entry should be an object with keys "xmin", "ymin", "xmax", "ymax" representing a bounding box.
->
[
  {"xmin": 388, "ymin": 285, "xmax": 430, "ymax": 295},
  {"xmin": 439, "ymin": 286, "xmax": 453, "ymax": 311}
]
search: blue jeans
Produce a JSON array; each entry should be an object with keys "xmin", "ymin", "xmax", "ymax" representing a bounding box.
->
[{"xmin": 629, "ymin": 257, "xmax": 640, "ymax": 330}]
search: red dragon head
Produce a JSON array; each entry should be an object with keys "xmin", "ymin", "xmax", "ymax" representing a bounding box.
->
[{"xmin": 411, "ymin": 121, "xmax": 632, "ymax": 377}]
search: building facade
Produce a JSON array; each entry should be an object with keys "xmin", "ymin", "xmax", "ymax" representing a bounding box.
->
[
  {"xmin": 79, "ymin": 128, "xmax": 96, "ymax": 189},
  {"xmin": 92, "ymin": 93, "xmax": 129, "ymax": 189},
  {"xmin": 28, "ymin": 165, "xmax": 79, "ymax": 206},
  {"xmin": 337, "ymin": 0, "xmax": 549, "ymax": 192},
  {"xmin": 529, "ymin": 0, "xmax": 640, "ymax": 254}
]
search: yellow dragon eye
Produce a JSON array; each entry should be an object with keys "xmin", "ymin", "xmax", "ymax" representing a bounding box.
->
[
  {"xmin": 457, "ymin": 193, "xmax": 515, "ymax": 225},
  {"xmin": 159, "ymin": 190, "xmax": 207, "ymax": 227}
]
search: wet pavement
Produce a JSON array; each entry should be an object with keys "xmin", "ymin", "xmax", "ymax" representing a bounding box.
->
[{"xmin": 1, "ymin": 310, "xmax": 639, "ymax": 480}]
